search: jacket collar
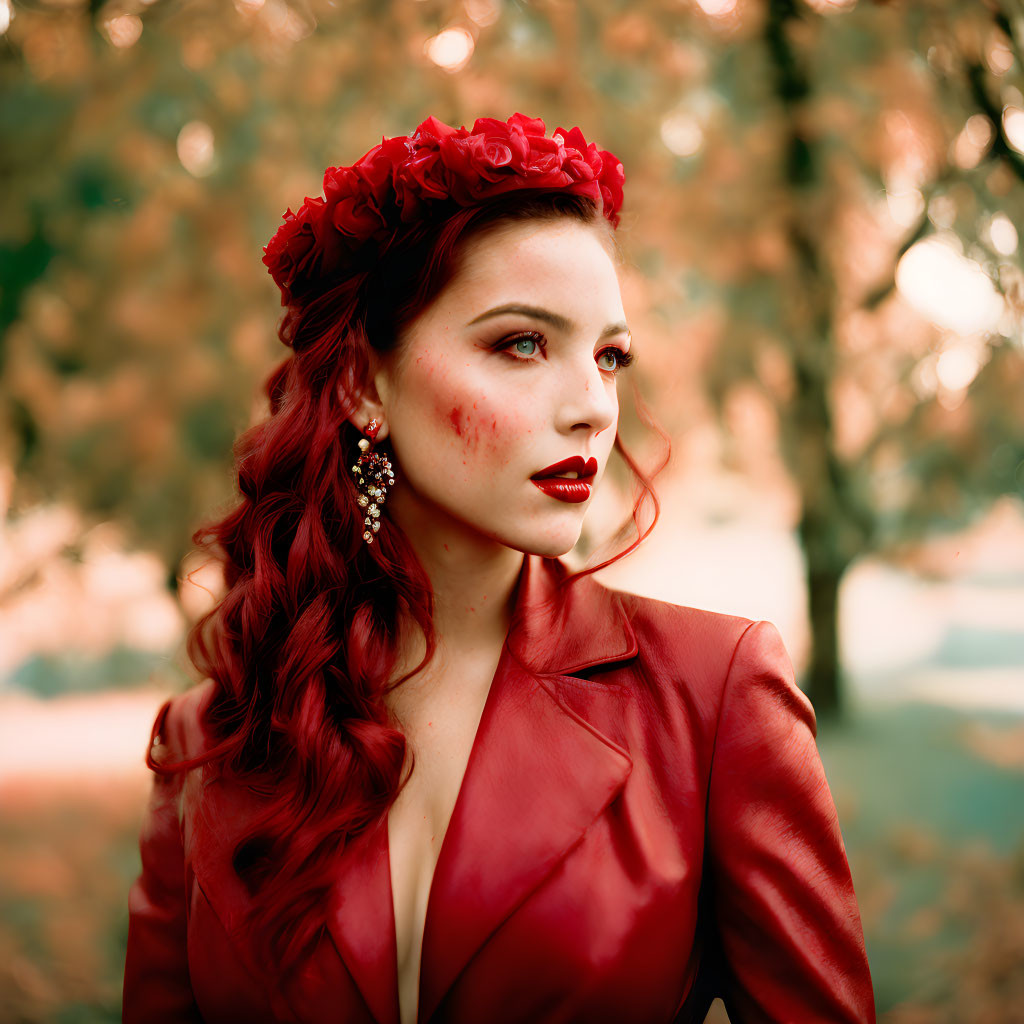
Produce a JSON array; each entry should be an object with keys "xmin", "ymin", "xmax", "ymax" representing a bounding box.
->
[
  {"xmin": 506, "ymin": 551, "xmax": 639, "ymax": 676},
  {"xmin": 188, "ymin": 553, "xmax": 639, "ymax": 1024}
]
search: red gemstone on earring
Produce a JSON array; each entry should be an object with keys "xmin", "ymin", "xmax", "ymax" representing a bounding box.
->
[{"xmin": 365, "ymin": 418, "xmax": 381, "ymax": 441}]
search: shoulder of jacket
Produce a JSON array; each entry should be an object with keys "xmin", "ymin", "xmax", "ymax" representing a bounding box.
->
[
  {"xmin": 598, "ymin": 587, "xmax": 782, "ymax": 723},
  {"xmin": 150, "ymin": 678, "xmax": 216, "ymax": 765},
  {"xmin": 610, "ymin": 586, "xmax": 757, "ymax": 652}
]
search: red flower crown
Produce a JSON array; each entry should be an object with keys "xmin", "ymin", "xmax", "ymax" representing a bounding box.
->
[{"xmin": 261, "ymin": 113, "xmax": 625, "ymax": 307}]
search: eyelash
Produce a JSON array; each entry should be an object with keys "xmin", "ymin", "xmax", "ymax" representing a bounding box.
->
[{"xmin": 495, "ymin": 331, "xmax": 635, "ymax": 373}]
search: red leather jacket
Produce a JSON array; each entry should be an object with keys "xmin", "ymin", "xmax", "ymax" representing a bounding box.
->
[{"xmin": 123, "ymin": 553, "xmax": 876, "ymax": 1023}]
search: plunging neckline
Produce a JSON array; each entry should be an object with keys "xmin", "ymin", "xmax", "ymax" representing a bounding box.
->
[
  {"xmin": 316, "ymin": 554, "xmax": 639, "ymax": 1024},
  {"xmin": 384, "ymin": 635, "xmax": 510, "ymax": 1024}
]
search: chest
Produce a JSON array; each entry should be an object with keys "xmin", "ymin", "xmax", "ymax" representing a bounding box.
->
[{"xmin": 384, "ymin": 652, "xmax": 501, "ymax": 1024}]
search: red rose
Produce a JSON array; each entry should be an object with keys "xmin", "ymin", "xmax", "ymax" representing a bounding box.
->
[
  {"xmin": 410, "ymin": 115, "xmax": 463, "ymax": 149},
  {"xmin": 441, "ymin": 132, "xmax": 522, "ymax": 204},
  {"xmin": 555, "ymin": 125, "xmax": 589, "ymax": 155},
  {"xmin": 467, "ymin": 117, "xmax": 530, "ymax": 166},
  {"xmin": 326, "ymin": 166, "xmax": 389, "ymax": 238},
  {"xmin": 556, "ymin": 126, "xmax": 600, "ymax": 182},
  {"xmin": 393, "ymin": 147, "xmax": 453, "ymax": 223},
  {"xmin": 354, "ymin": 137, "xmax": 408, "ymax": 193},
  {"xmin": 597, "ymin": 149, "xmax": 625, "ymax": 227},
  {"xmin": 523, "ymin": 132, "xmax": 569, "ymax": 178},
  {"xmin": 506, "ymin": 113, "xmax": 548, "ymax": 138},
  {"xmin": 556, "ymin": 125, "xmax": 624, "ymax": 224},
  {"xmin": 262, "ymin": 196, "xmax": 330, "ymax": 306}
]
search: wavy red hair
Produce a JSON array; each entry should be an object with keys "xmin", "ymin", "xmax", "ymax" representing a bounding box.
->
[{"xmin": 151, "ymin": 189, "xmax": 669, "ymax": 978}]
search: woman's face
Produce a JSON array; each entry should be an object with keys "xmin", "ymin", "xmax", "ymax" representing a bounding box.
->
[{"xmin": 360, "ymin": 217, "xmax": 632, "ymax": 559}]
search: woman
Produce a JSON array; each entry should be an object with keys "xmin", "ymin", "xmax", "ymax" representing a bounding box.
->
[{"xmin": 123, "ymin": 113, "xmax": 876, "ymax": 1023}]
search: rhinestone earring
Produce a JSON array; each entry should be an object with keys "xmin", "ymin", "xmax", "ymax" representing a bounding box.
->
[{"xmin": 350, "ymin": 418, "xmax": 394, "ymax": 545}]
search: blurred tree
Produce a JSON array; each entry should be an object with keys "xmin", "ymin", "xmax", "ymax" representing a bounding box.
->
[
  {"xmin": 693, "ymin": 0, "xmax": 1024, "ymax": 715},
  {"xmin": 0, "ymin": 0, "xmax": 1021, "ymax": 718}
]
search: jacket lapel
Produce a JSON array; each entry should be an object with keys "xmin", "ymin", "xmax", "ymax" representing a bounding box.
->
[
  {"xmin": 187, "ymin": 769, "xmax": 400, "ymax": 1024},
  {"xmin": 416, "ymin": 654, "xmax": 635, "ymax": 1022},
  {"xmin": 323, "ymin": 816, "xmax": 400, "ymax": 1024},
  {"xmin": 380, "ymin": 553, "xmax": 638, "ymax": 1023}
]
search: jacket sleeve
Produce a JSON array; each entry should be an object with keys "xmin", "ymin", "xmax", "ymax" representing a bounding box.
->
[
  {"xmin": 704, "ymin": 620, "xmax": 876, "ymax": 1024},
  {"xmin": 123, "ymin": 697, "xmax": 204, "ymax": 1023}
]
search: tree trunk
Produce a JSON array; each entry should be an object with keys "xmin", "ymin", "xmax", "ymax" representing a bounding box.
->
[
  {"xmin": 803, "ymin": 558, "xmax": 844, "ymax": 720},
  {"xmin": 767, "ymin": 0, "xmax": 858, "ymax": 722}
]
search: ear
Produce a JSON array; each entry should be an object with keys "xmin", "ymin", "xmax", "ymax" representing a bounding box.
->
[{"xmin": 341, "ymin": 354, "xmax": 390, "ymax": 441}]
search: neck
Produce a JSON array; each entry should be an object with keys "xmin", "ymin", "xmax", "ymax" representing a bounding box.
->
[
  {"xmin": 410, "ymin": 534, "xmax": 525, "ymax": 654},
  {"xmin": 382, "ymin": 527, "xmax": 526, "ymax": 722},
  {"xmin": 384, "ymin": 502, "xmax": 528, "ymax": 670}
]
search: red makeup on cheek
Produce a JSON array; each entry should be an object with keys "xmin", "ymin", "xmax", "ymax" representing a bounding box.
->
[
  {"xmin": 446, "ymin": 403, "xmax": 486, "ymax": 450},
  {"xmin": 448, "ymin": 406, "xmax": 464, "ymax": 437}
]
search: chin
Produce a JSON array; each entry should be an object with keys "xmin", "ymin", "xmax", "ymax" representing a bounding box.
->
[
  {"xmin": 512, "ymin": 528, "xmax": 582, "ymax": 560},
  {"xmin": 472, "ymin": 510, "xmax": 586, "ymax": 559}
]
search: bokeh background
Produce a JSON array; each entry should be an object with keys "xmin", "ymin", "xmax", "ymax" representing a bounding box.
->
[{"xmin": 2, "ymin": 0, "xmax": 1023, "ymax": 1020}]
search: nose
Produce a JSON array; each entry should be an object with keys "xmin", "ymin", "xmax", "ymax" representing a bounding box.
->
[{"xmin": 554, "ymin": 354, "xmax": 618, "ymax": 438}]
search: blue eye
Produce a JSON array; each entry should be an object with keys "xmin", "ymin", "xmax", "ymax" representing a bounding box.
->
[{"xmin": 496, "ymin": 331, "xmax": 546, "ymax": 361}]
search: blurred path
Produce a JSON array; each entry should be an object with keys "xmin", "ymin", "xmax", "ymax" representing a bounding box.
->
[{"xmin": 0, "ymin": 688, "xmax": 166, "ymax": 793}]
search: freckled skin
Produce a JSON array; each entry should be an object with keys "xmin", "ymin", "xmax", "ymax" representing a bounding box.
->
[{"xmin": 350, "ymin": 219, "xmax": 629, "ymax": 559}]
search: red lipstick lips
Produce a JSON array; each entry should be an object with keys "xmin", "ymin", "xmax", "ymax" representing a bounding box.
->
[{"xmin": 530, "ymin": 456, "xmax": 598, "ymax": 504}]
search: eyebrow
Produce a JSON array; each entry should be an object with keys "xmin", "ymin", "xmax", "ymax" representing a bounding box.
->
[{"xmin": 467, "ymin": 303, "xmax": 630, "ymax": 341}]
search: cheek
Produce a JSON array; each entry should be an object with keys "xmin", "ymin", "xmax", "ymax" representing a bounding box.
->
[{"xmin": 437, "ymin": 392, "xmax": 535, "ymax": 460}]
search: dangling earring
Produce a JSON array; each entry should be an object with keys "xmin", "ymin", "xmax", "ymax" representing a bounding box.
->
[{"xmin": 350, "ymin": 417, "xmax": 394, "ymax": 545}]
